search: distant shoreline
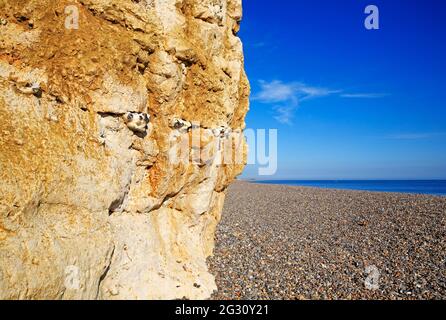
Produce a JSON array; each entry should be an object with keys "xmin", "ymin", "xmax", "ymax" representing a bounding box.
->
[{"xmin": 239, "ymin": 179, "xmax": 446, "ymax": 196}]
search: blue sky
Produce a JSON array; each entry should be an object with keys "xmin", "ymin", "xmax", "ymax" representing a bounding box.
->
[{"xmin": 239, "ymin": 0, "xmax": 446, "ymax": 180}]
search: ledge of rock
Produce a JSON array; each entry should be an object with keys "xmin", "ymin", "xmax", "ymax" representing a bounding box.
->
[{"xmin": 0, "ymin": 0, "xmax": 249, "ymax": 299}]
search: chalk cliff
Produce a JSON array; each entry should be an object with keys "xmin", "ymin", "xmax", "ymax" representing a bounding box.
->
[{"xmin": 0, "ymin": 0, "xmax": 249, "ymax": 299}]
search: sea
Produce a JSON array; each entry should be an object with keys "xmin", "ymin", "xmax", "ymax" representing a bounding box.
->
[{"xmin": 254, "ymin": 180, "xmax": 446, "ymax": 196}]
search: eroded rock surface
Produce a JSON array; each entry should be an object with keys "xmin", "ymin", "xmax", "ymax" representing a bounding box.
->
[{"xmin": 0, "ymin": 0, "xmax": 249, "ymax": 299}]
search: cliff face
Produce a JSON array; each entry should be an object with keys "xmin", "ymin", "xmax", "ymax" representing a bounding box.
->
[{"xmin": 0, "ymin": 0, "xmax": 249, "ymax": 299}]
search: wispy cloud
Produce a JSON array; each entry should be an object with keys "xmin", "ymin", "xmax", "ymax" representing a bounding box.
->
[
  {"xmin": 252, "ymin": 80, "xmax": 387, "ymax": 124},
  {"xmin": 386, "ymin": 132, "xmax": 446, "ymax": 140},
  {"xmin": 340, "ymin": 93, "xmax": 388, "ymax": 98},
  {"xmin": 252, "ymin": 80, "xmax": 339, "ymax": 124},
  {"xmin": 251, "ymin": 42, "xmax": 267, "ymax": 48},
  {"xmin": 253, "ymin": 80, "xmax": 338, "ymax": 103}
]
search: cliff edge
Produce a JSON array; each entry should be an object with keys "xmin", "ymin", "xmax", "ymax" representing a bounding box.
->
[{"xmin": 0, "ymin": 0, "xmax": 249, "ymax": 299}]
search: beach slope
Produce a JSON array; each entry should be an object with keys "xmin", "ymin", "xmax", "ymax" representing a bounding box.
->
[{"xmin": 209, "ymin": 181, "xmax": 446, "ymax": 299}]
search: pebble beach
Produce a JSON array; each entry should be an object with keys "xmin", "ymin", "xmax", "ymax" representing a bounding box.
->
[{"xmin": 208, "ymin": 181, "xmax": 446, "ymax": 300}]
